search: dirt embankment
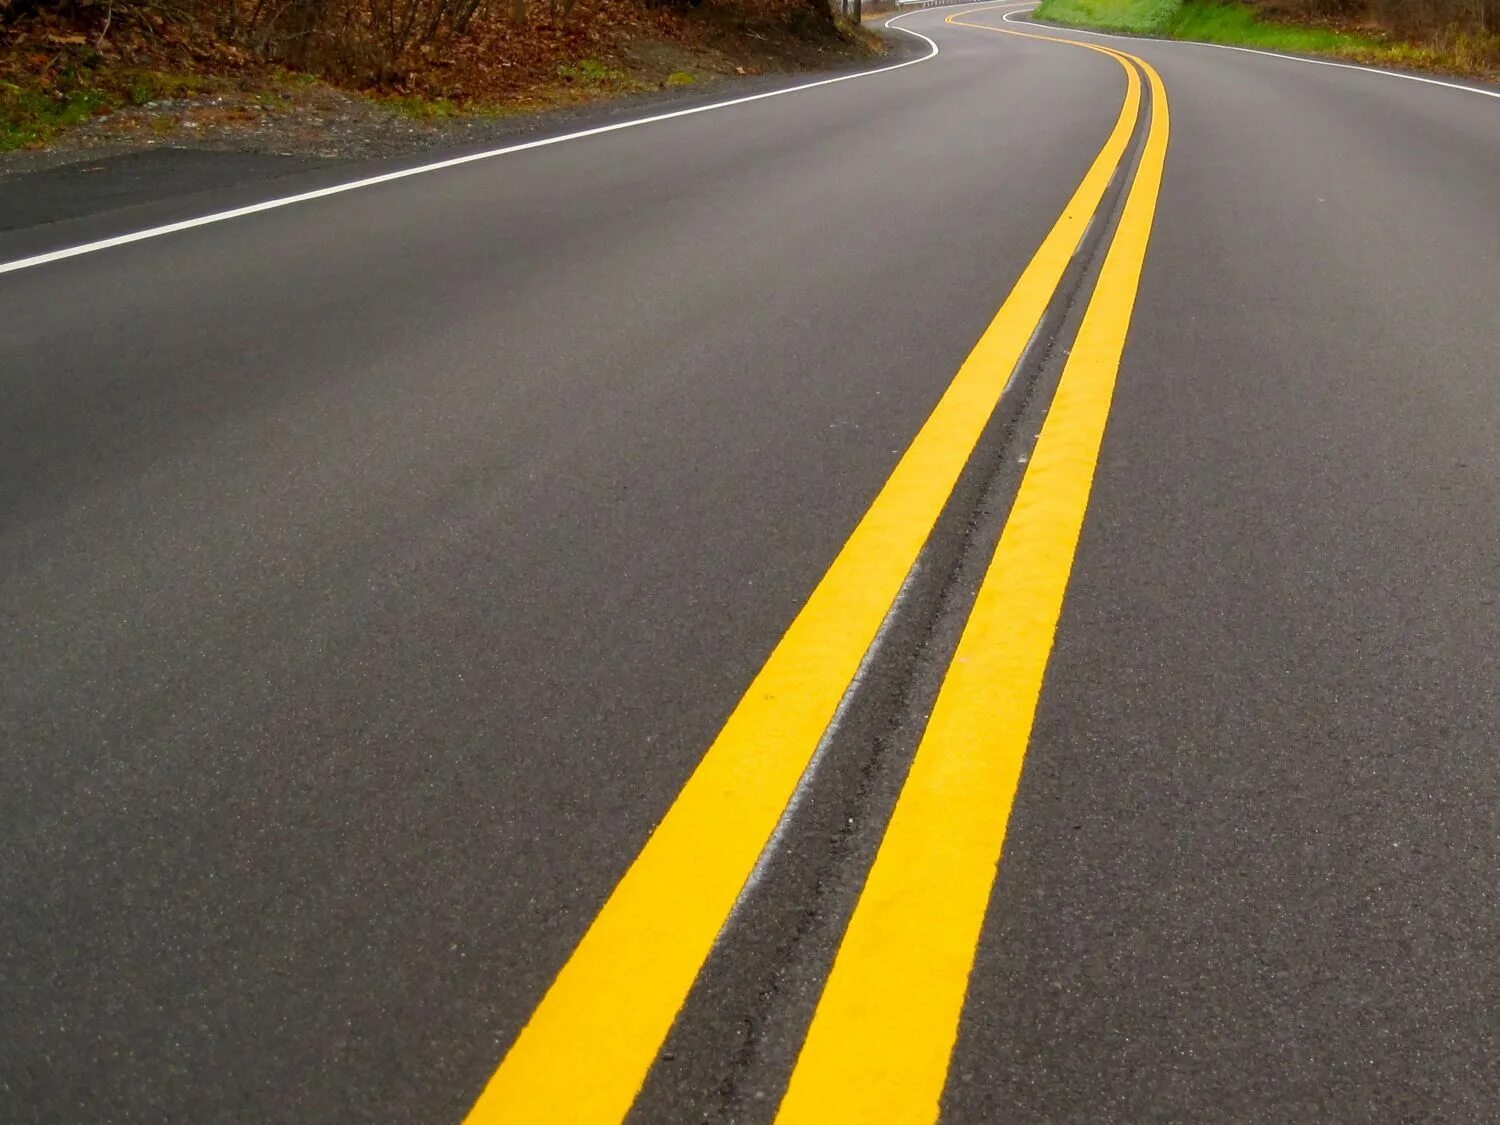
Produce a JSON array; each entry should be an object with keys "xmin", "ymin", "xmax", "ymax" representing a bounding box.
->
[{"xmin": 0, "ymin": 0, "xmax": 882, "ymax": 166}]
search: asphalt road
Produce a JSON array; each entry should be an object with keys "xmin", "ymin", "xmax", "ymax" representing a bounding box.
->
[{"xmin": 2, "ymin": 4, "xmax": 1498, "ymax": 1121}]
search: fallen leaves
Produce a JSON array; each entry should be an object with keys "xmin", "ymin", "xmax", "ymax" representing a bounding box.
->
[{"xmin": 2, "ymin": 0, "xmax": 878, "ymax": 154}]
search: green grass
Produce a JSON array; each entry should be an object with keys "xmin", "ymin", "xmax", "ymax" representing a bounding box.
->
[
  {"xmin": 0, "ymin": 66, "xmax": 222, "ymax": 152},
  {"xmin": 375, "ymin": 92, "xmax": 529, "ymax": 120},
  {"xmin": 553, "ymin": 58, "xmax": 654, "ymax": 100},
  {"xmin": 0, "ymin": 81, "xmax": 115, "ymax": 150},
  {"xmin": 121, "ymin": 70, "xmax": 217, "ymax": 105},
  {"xmin": 1034, "ymin": 0, "xmax": 1434, "ymax": 67},
  {"xmin": 558, "ymin": 58, "xmax": 628, "ymax": 84},
  {"xmin": 1167, "ymin": 2, "xmax": 1395, "ymax": 55},
  {"xmin": 1033, "ymin": 0, "xmax": 1180, "ymax": 34},
  {"xmin": 377, "ymin": 93, "xmax": 466, "ymax": 119}
]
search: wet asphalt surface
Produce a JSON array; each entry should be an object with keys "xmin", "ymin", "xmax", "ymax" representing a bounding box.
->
[{"xmin": 3, "ymin": 6, "xmax": 1499, "ymax": 1121}]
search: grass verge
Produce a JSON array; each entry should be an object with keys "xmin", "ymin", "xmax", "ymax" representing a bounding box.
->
[
  {"xmin": 1034, "ymin": 0, "xmax": 1499, "ymax": 75},
  {"xmin": 1032, "ymin": 0, "xmax": 1180, "ymax": 34}
]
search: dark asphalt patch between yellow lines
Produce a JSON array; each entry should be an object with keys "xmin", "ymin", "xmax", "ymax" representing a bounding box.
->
[{"xmin": 465, "ymin": 11, "xmax": 1170, "ymax": 1121}]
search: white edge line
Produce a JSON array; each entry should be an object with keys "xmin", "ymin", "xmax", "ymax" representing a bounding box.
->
[
  {"xmin": 0, "ymin": 2, "xmax": 1020, "ymax": 278},
  {"xmin": 1002, "ymin": 6, "xmax": 1500, "ymax": 99}
]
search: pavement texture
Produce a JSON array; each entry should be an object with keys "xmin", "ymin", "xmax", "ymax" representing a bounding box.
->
[
  {"xmin": 2, "ymin": 4, "xmax": 1498, "ymax": 1122},
  {"xmin": 948, "ymin": 20, "xmax": 1500, "ymax": 1121}
]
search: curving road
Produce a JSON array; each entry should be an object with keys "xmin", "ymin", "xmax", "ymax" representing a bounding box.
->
[{"xmin": 3, "ymin": 4, "xmax": 1498, "ymax": 1120}]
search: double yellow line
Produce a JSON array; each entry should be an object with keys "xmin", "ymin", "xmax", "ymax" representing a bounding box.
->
[{"xmin": 466, "ymin": 12, "xmax": 1169, "ymax": 1122}]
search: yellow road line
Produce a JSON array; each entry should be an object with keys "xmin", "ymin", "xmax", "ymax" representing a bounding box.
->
[
  {"xmin": 464, "ymin": 51, "xmax": 1144, "ymax": 1125},
  {"xmin": 777, "ymin": 31, "xmax": 1171, "ymax": 1125}
]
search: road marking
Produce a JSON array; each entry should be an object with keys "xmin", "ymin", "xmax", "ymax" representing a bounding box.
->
[
  {"xmin": 0, "ymin": 4, "xmax": 1025, "ymax": 278},
  {"xmin": 777, "ymin": 27, "xmax": 1169, "ymax": 1125},
  {"xmin": 1006, "ymin": 7, "xmax": 1500, "ymax": 100},
  {"xmin": 463, "ymin": 45, "xmax": 1142, "ymax": 1125}
]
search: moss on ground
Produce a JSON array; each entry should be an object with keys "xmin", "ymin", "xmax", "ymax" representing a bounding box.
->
[{"xmin": 1, "ymin": 65, "xmax": 231, "ymax": 152}]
